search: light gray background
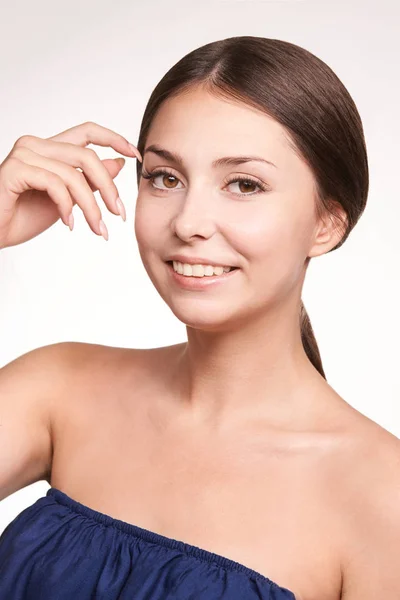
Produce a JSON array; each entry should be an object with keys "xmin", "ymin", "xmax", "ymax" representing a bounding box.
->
[{"xmin": 0, "ymin": 0, "xmax": 399, "ymax": 532}]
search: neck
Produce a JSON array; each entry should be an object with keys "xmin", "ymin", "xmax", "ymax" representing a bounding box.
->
[{"xmin": 170, "ymin": 297, "xmax": 327, "ymax": 431}]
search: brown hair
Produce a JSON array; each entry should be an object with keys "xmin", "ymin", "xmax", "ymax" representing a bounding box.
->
[{"xmin": 135, "ymin": 36, "xmax": 369, "ymax": 380}]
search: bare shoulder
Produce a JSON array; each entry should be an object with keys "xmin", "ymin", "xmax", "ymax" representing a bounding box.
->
[
  {"xmin": 0, "ymin": 341, "xmax": 115, "ymax": 499},
  {"xmin": 0, "ymin": 340, "xmax": 131, "ymax": 384},
  {"xmin": 56, "ymin": 340, "xmax": 184, "ymax": 383},
  {"xmin": 0, "ymin": 341, "xmax": 103, "ymax": 404},
  {"xmin": 46, "ymin": 340, "xmax": 184, "ymax": 423},
  {"xmin": 0, "ymin": 340, "xmax": 164, "ymax": 499},
  {"xmin": 334, "ymin": 407, "xmax": 400, "ymax": 599}
]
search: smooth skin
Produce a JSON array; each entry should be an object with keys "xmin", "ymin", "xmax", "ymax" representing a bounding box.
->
[{"xmin": 0, "ymin": 114, "xmax": 399, "ymax": 600}]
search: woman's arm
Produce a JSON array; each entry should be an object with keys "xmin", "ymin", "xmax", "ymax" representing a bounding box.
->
[
  {"xmin": 0, "ymin": 122, "xmax": 141, "ymax": 500},
  {"xmin": 0, "ymin": 342, "xmax": 80, "ymax": 501}
]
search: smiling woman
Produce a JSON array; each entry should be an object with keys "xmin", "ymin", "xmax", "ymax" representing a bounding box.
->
[
  {"xmin": 1, "ymin": 35, "xmax": 399, "ymax": 600},
  {"xmin": 134, "ymin": 36, "xmax": 366, "ymax": 380}
]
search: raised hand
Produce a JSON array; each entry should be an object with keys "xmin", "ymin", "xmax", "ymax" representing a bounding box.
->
[{"xmin": 0, "ymin": 121, "xmax": 142, "ymax": 248}]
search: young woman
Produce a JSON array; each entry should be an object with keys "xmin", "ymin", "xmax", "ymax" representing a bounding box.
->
[{"xmin": 0, "ymin": 36, "xmax": 399, "ymax": 600}]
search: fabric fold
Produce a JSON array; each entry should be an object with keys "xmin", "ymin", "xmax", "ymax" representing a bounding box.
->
[{"xmin": 0, "ymin": 487, "xmax": 296, "ymax": 600}]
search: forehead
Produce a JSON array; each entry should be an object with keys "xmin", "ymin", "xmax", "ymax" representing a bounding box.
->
[{"xmin": 146, "ymin": 87, "xmax": 292, "ymax": 163}]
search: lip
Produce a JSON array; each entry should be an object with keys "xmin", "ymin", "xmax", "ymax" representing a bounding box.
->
[
  {"xmin": 166, "ymin": 255, "xmax": 237, "ymax": 268},
  {"xmin": 165, "ymin": 261, "xmax": 239, "ymax": 290}
]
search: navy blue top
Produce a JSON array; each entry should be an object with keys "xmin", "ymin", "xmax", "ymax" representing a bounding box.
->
[{"xmin": 0, "ymin": 487, "xmax": 296, "ymax": 599}]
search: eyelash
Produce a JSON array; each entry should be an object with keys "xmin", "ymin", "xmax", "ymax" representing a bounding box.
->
[{"xmin": 140, "ymin": 168, "xmax": 270, "ymax": 197}]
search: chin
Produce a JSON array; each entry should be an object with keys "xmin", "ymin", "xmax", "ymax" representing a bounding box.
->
[{"xmin": 166, "ymin": 302, "xmax": 243, "ymax": 333}]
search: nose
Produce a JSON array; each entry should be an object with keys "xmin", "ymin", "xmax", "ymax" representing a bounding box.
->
[{"xmin": 171, "ymin": 186, "xmax": 217, "ymax": 242}]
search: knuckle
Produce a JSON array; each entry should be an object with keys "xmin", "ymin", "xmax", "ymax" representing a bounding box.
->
[
  {"xmin": 84, "ymin": 147, "xmax": 97, "ymax": 160},
  {"xmin": 76, "ymin": 147, "xmax": 97, "ymax": 169},
  {"xmin": 46, "ymin": 170, "xmax": 63, "ymax": 186},
  {"xmin": 84, "ymin": 121, "xmax": 97, "ymax": 131},
  {"xmin": 11, "ymin": 146, "xmax": 29, "ymax": 160},
  {"xmin": 1, "ymin": 156, "xmax": 20, "ymax": 176},
  {"xmin": 14, "ymin": 135, "xmax": 35, "ymax": 148},
  {"xmin": 69, "ymin": 169, "xmax": 89, "ymax": 190},
  {"xmin": 3, "ymin": 155, "xmax": 19, "ymax": 168},
  {"xmin": 70, "ymin": 171, "xmax": 97, "ymax": 204},
  {"xmin": 72, "ymin": 169, "xmax": 86, "ymax": 185}
]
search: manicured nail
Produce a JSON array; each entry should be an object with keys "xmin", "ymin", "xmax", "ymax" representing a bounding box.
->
[
  {"xmin": 99, "ymin": 219, "xmax": 109, "ymax": 241},
  {"xmin": 116, "ymin": 197, "xmax": 126, "ymax": 221},
  {"xmin": 68, "ymin": 213, "xmax": 74, "ymax": 231},
  {"xmin": 128, "ymin": 143, "xmax": 142, "ymax": 162}
]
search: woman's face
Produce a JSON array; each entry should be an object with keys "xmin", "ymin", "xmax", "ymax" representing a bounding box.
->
[{"xmin": 134, "ymin": 86, "xmax": 324, "ymax": 331}]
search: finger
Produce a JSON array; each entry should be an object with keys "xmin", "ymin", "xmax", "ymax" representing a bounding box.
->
[
  {"xmin": 11, "ymin": 146, "xmax": 107, "ymax": 236},
  {"xmin": 13, "ymin": 137, "xmax": 127, "ymax": 220},
  {"xmin": 96, "ymin": 157, "xmax": 126, "ymax": 188},
  {"xmin": 45, "ymin": 121, "xmax": 142, "ymax": 161},
  {"xmin": 3, "ymin": 157, "xmax": 74, "ymax": 227}
]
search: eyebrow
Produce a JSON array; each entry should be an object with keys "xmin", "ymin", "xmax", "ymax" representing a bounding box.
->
[{"xmin": 143, "ymin": 144, "xmax": 278, "ymax": 169}]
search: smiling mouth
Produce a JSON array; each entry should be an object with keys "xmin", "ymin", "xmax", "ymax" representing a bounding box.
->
[
  {"xmin": 165, "ymin": 261, "xmax": 239, "ymax": 277},
  {"xmin": 166, "ymin": 261, "xmax": 239, "ymax": 269}
]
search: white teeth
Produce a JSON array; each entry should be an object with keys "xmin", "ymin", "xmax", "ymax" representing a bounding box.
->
[{"xmin": 172, "ymin": 261, "xmax": 234, "ymax": 277}]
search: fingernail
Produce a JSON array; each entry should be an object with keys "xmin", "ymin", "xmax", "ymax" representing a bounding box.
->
[
  {"xmin": 128, "ymin": 143, "xmax": 142, "ymax": 162},
  {"xmin": 68, "ymin": 213, "xmax": 74, "ymax": 231},
  {"xmin": 99, "ymin": 219, "xmax": 109, "ymax": 241},
  {"xmin": 116, "ymin": 197, "xmax": 126, "ymax": 222}
]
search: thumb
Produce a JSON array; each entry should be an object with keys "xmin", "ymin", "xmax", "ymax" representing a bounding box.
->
[
  {"xmin": 102, "ymin": 157, "xmax": 126, "ymax": 177},
  {"xmin": 114, "ymin": 157, "xmax": 126, "ymax": 168},
  {"xmin": 85, "ymin": 158, "xmax": 126, "ymax": 192}
]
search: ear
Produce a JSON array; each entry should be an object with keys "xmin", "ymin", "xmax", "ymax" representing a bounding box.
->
[{"xmin": 308, "ymin": 202, "xmax": 348, "ymax": 258}]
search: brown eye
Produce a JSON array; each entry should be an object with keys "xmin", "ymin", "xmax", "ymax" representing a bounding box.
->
[
  {"xmin": 225, "ymin": 176, "xmax": 268, "ymax": 197},
  {"xmin": 160, "ymin": 174, "xmax": 179, "ymax": 188},
  {"xmin": 141, "ymin": 168, "xmax": 269, "ymax": 197},
  {"xmin": 141, "ymin": 168, "xmax": 183, "ymax": 191},
  {"xmin": 237, "ymin": 180, "xmax": 257, "ymax": 194}
]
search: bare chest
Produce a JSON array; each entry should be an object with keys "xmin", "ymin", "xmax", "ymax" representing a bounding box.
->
[{"xmin": 50, "ymin": 380, "xmax": 345, "ymax": 600}]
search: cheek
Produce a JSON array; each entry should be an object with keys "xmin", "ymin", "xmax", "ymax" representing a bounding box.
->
[
  {"xmin": 134, "ymin": 198, "xmax": 165, "ymax": 255},
  {"xmin": 232, "ymin": 202, "xmax": 314, "ymax": 286},
  {"xmin": 134, "ymin": 202, "xmax": 168, "ymax": 292}
]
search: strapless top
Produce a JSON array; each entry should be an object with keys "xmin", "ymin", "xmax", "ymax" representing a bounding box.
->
[{"xmin": 0, "ymin": 487, "xmax": 296, "ymax": 599}]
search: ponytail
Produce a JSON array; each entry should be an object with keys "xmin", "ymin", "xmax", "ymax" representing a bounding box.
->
[{"xmin": 300, "ymin": 300, "xmax": 326, "ymax": 380}]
